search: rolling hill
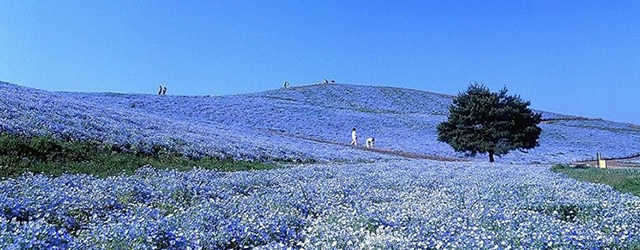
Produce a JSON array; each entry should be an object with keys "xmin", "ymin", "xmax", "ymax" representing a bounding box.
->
[
  {"xmin": 4, "ymin": 81, "xmax": 640, "ymax": 248},
  {"xmin": 2, "ymin": 81, "xmax": 639, "ymax": 163}
]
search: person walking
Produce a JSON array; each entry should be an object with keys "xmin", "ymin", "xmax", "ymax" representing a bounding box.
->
[
  {"xmin": 158, "ymin": 85, "xmax": 163, "ymax": 95},
  {"xmin": 162, "ymin": 86, "xmax": 167, "ymax": 95},
  {"xmin": 350, "ymin": 128, "xmax": 357, "ymax": 146},
  {"xmin": 366, "ymin": 137, "xmax": 375, "ymax": 148}
]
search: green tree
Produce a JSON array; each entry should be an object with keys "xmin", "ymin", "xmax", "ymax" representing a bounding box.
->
[{"xmin": 437, "ymin": 83, "xmax": 542, "ymax": 162}]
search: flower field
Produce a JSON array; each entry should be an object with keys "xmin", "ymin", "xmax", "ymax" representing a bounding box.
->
[
  {"xmin": 2, "ymin": 161, "xmax": 640, "ymax": 249},
  {"xmin": 3, "ymin": 82, "xmax": 640, "ymax": 163},
  {"xmin": 0, "ymin": 82, "xmax": 391, "ymax": 163},
  {"xmin": 2, "ymin": 81, "xmax": 640, "ymax": 249},
  {"xmin": 65, "ymin": 83, "xmax": 640, "ymax": 163}
]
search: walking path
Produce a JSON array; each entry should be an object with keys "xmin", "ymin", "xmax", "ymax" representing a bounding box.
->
[
  {"xmin": 573, "ymin": 155, "xmax": 640, "ymax": 169},
  {"xmin": 266, "ymin": 129, "xmax": 468, "ymax": 162}
]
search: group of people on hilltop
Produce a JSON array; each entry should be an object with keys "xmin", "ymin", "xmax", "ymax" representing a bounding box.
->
[
  {"xmin": 282, "ymin": 79, "xmax": 337, "ymax": 88},
  {"xmin": 350, "ymin": 128, "xmax": 375, "ymax": 149},
  {"xmin": 323, "ymin": 79, "xmax": 336, "ymax": 84},
  {"xmin": 158, "ymin": 85, "xmax": 167, "ymax": 95}
]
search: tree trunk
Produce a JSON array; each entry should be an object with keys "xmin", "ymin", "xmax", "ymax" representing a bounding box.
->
[{"xmin": 489, "ymin": 150, "xmax": 495, "ymax": 162}]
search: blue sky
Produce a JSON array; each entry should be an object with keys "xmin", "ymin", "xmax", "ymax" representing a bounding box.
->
[{"xmin": 1, "ymin": 1, "xmax": 639, "ymax": 124}]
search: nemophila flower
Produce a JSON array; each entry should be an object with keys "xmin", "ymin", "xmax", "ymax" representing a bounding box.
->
[
  {"xmin": 0, "ymin": 82, "xmax": 393, "ymax": 163},
  {"xmin": 0, "ymin": 161, "xmax": 639, "ymax": 248},
  {"xmin": 2, "ymin": 82, "xmax": 640, "ymax": 248},
  {"xmin": 2, "ymin": 81, "xmax": 639, "ymax": 163}
]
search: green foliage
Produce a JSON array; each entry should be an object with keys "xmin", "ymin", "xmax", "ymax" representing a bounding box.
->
[
  {"xmin": 0, "ymin": 133, "xmax": 277, "ymax": 179},
  {"xmin": 437, "ymin": 83, "xmax": 542, "ymax": 162},
  {"xmin": 552, "ymin": 165, "xmax": 640, "ymax": 197},
  {"xmin": 528, "ymin": 203, "xmax": 583, "ymax": 222}
]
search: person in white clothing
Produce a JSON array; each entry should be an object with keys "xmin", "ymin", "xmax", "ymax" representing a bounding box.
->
[
  {"xmin": 366, "ymin": 137, "xmax": 375, "ymax": 148},
  {"xmin": 350, "ymin": 128, "xmax": 357, "ymax": 146}
]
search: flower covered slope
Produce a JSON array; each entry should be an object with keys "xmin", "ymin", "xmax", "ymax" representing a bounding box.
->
[
  {"xmin": 51, "ymin": 82, "xmax": 640, "ymax": 163},
  {"xmin": 3, "ymin": 81, "xmax": 640, "ymax": 249},
  {"xmin": 2, "ymin": 161, "xmax": 640, "ymax": 249},
  {"xmin": 0, "ymin": 82, "xmax": 391, "ymax": 163}
]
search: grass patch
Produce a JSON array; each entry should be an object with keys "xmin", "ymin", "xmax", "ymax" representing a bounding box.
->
[
  {"xmin": 0, "ymin": 133, "xmax": 277, "ymax": 179},
  {"xmin": 552, "ymin": 164, "xmax": 640, "ymax": 196}
]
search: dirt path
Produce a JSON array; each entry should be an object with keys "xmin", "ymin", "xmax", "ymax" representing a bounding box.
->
[
  {"xmin": 574, "ymin": 155, "xmax": 640, "ymax": 169},
  {"xmin": 540, "ymin": 117, "xmax": 592, "ymax": 124},
  {"xmin": 267, "ymin": 129, "xmax": 468, "ymax": 162}
]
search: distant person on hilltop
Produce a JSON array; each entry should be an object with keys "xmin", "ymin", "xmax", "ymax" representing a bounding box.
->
[
  {"xmin": 350, "ymin": 128, "xmax": 357, "ymax": 146},
  {"xmin": 283, "ymin": 81, "xmax": 289, "ymax": 88},
  {"xmin": 162, "ymin": 86, "xmax": 167, "ymax": 95},
  {"xmin": 366, "ymin": 137, "xmax": 375, "ymax": 148},
  {"xmin": 158, "ymin": 85, "xmax": 163, "ymax": 95}
]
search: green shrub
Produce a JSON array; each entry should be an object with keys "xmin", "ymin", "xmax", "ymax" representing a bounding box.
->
[{"xmin": 0, "ymin": 134, "xmax": 278, "ymax": 179}]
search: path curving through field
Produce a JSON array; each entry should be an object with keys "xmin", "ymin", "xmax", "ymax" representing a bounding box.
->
[
  {"xmin": 267, "ymin": 129, "xmax": 468, "ymax": 162},
  {"xmin": 574, "ymin": 154, "xmax": 640, "ymax": 169}
]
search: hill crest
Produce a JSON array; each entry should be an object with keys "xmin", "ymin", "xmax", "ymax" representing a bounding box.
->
[{"xmin": 1, "ymin": 81, "xmax": 639, "ymax": 163}]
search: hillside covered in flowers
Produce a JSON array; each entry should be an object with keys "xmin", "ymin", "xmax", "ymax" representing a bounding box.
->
[
  {"xmin": 2, "ymin": 81, "xmax": 640, "ymax": 249},
  {"xmin": 2, "ymin": 81, "xmax": 639, "ymax": 163}
]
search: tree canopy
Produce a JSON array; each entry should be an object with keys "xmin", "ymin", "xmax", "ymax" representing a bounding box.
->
[{"xmin": 437, "ymin": 83, "xmax": 542, "ymax": 162}]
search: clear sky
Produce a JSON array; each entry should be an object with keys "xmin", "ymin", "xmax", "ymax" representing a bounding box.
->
[{"xmin": 1, "ymin": 1, "xmax": 639, "ymax": 124}]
